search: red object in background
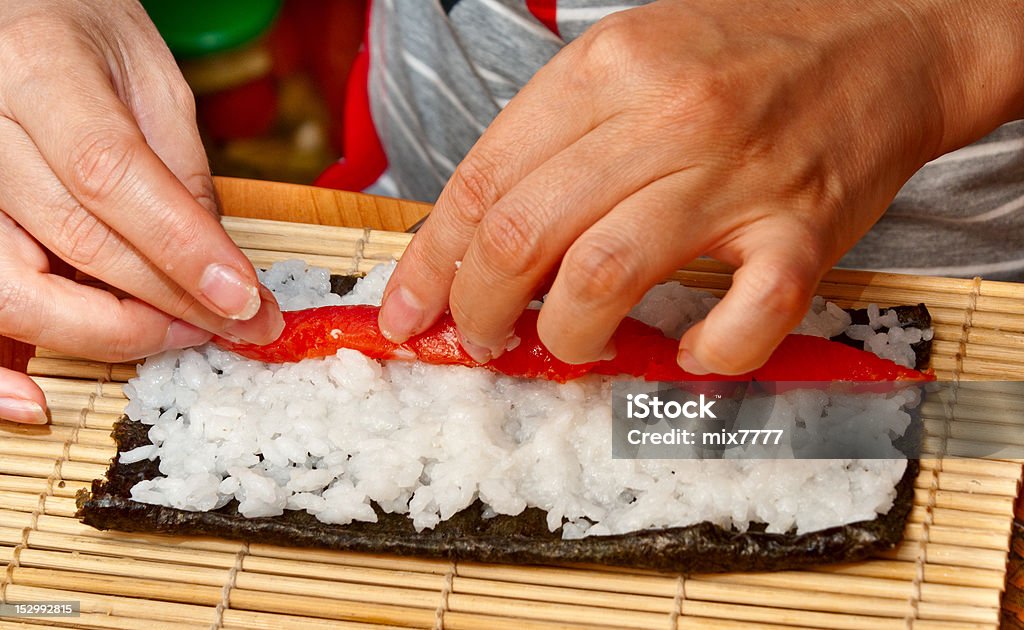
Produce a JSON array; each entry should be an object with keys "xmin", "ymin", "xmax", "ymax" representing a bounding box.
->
[
  {"xmin": 526, "ymin": 0, "xmax": 561, "ymax": 38},
  {"xmin": 197, "ymin": 75, "xmax": 279, "ymax": 141},
  {"xmin": 195, "ymin": 1, "xmax": 367, "ymax": 147},
  {"xmin": 269, "ymin": 0, "xmax": 367, "ymax": 152},
  {"xmin": 311, "ymin": 0, "xmax": 387, "ymax": 192},
  {"xmin": 312, "ymin": 41, "xmax": 387, "ymax": 191}
]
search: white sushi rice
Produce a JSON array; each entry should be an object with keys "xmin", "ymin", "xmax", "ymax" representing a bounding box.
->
[{"xmin": 122, "ymin": 261, "xmax": 926, "ymax": 537}]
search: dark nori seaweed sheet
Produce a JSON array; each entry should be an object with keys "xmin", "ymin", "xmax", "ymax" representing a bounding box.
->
[
  {"xmin": 76, "ymin": 279, "xmax": 931, "ymax": 573},
  {"xmin": 329, "ymin": 274, "xmax": 360, "ymax": 298},
  {"xmin": 833, "ymin": 303, "xmax": 932, "ymax": 371}
]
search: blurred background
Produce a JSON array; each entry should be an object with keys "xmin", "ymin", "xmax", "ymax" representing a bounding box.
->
[{"xmin": 143, "ymin": 0, "xmax": 366, "ymax": 184}]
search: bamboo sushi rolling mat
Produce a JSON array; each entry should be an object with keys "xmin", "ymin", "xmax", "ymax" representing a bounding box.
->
[{"xmin": 2, "ymin": 179, "xmax": 1024, "ymax": 629}]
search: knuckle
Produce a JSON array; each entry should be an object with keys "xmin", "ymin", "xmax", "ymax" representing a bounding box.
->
[
  {"xmin": 0, "ymin": 11, "xmax": 71, "ymax": 105},
  {"xmin": 55, "ymin": 206, "xmax": 115, "ymax": 269},
  {"xmin": 444, "ymin": 157, "xmax": 500, "ymax": 228},
  {"xmin": 561, "ymin": 235, "xmax": 639, "ymax": 305},
  {"xmin": 475, "ymin": 205, "xmax": 544, "ymax": 280},
  {"xmin": 575, "ymin": 13, "xmax": 733, "ymax": 129},
  {"xmin": 682, "ymin": 68, "xmax": 729, "ymax": 107},
  {"xmin": 739, "ymin": 259, "xmax": 814, "ymax": 321},
  {"xmin": 662, "ymin": 68, "xmax": 732, "ymax": 128},
  {"xmin": 0, "ymin": 8, "xmax": 69, "ymax": 62},
  {"xmin": 183, "ymin": 172, "xmax": 218, "ymax": 216},
  {"xmin": 402, "ymin": 242, "xmax": 453, "ymax": 294},
  {"xmin": 153, "ymin": 213, "xmax": 204, "ymax": 263},
  {"xmin": 67, "ymin": 129, "xmax": 138, "ymax": 207},
  {"xmin": 579, "ymin": 11, "xmax": 637, "ymax": 68},
  {"xmin": 169, "ymin": 80, "xmax": 198, "ymax": 119}
]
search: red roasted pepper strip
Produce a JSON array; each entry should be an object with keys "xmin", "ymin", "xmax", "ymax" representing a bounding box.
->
[{"xmin": 214, "ymin": 305, "xmax": 934, "ymax": 383}]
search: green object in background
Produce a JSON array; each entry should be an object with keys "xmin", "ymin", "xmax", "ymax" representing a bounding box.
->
[{"xmin": 142, "ymin": 0, "xmax": 282, "ymax": 58}]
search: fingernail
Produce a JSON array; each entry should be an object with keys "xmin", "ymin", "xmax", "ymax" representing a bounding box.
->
[
  {"xmin": 677, "ymin": 349, "xmax": 711, "ymax": 375},
  {"xmin": 459, "ymin": 333, "xmax": 493, "ymax": 364},
  {"xmin": 224, "ymin": 286, "xmax": 285, "ymax": 345},
  {"xmin": 162, "ymin": 320, "xmax": 213, "ymax": 351},
  {"xmin": 199, "ymin": 264, "xmax": 261, "ymax": 320},
  {"xmin": 379, "ymin": 285, "xmax": 425, "ymax": 343},
  {"xmin": 504, "ymin": 333, "xmax": 522, "ymax": 352},
  {"xmin": 0, "ymin": 398, "xmax": 48, "ymax": 424}
]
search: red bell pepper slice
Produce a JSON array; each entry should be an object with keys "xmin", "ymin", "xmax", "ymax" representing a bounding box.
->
[{"xmin": 214, "ymin": 305, "xmax": 933, "ymax": 383}]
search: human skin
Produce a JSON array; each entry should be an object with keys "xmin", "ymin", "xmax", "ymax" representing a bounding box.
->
[
  {"xmin": 1, "ymin": 1, "xmax": 1021, "ymax": 424},
  {"xmin": 0, "ymin": 0, "xmax": 283, "ymax": 424},
  {"xmin": 379, "ymin": 0, "xmax": 1024, "ymax": 372}
]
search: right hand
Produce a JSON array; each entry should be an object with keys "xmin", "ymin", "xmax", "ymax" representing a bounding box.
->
[
  {"xmin": 381, "ymin": 0, "xmax": 1022, "ymax": 377},
  {"xmin": 0, "ymin": 0, "xmax": 283, "ymax": 424}
]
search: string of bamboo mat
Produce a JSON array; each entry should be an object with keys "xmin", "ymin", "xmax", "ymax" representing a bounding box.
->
[{"xmin": 2, "ymin": 215, "xmax": 1021, "ymax": 630}]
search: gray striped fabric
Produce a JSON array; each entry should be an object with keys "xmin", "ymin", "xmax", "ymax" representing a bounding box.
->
[{"xmin": 369, "ymin": 0, "xmax": 1024, "ymax": 280}]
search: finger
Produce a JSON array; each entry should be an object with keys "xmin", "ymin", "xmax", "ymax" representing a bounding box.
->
[
  {"xmin": 379, "ymin": 43, "xmax": 611, "ymax": 343},
  {"xmin": 0, "ymin": 118, "xmax": 282, "ymax": 345},
  {"xmin": 537, "ymin": 173, "xmax": 715, "ymax": 364},
  {"xmin": 118, "ymin": 16, "xmax": 219, "ymax": 217},
  {"xmin": 0, "ymin": 262, "xmax": 214, "ymax": 364},
  {"xmin": 449, "ymin": 118, "xmax": 689, "ymax": 361},
  {"xmin": 2, "ymin": 274, "xmax": 214, "ymax": 363},
  {"xmin": 679, "ymin": 231, "xmax": 823, "ymax": 375},
  {"xmin": 0, "ymin": 368, "xmax": 48, "ymax": 425},
  {"xmin": 0, "ymin": 213, "xmax": 213, "ymax": 361},
  {"xmin": 4, "ymin": 51, "xmax": 275, "ymax": 328}
]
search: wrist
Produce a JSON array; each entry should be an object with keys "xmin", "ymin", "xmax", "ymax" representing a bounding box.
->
[{"xmin": 909, "ymin": 0, "xmax": 1024, "ymax": 156}]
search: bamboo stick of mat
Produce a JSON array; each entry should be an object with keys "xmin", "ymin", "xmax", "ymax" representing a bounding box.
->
[{"xmin": 5, "ymin": 207, "xmax": 1021, "ymax": 630}]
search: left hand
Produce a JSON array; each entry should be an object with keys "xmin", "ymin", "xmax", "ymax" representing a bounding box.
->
[
  {"xmin": 378, "ymin": 0, "xmax": 1022, "ymax": 374},
  {"xmin": 0, "ymin": 0, "xmax": 283, "ymax": 424}
]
